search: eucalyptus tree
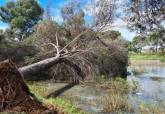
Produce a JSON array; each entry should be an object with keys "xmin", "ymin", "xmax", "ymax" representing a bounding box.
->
[
  {"xmin": 125, "ymin": 0, "xmax": 165, "ymax": 34},
  {"xmin": 132, "ymin": 36, "xmax": 146, "ymax": 53}
]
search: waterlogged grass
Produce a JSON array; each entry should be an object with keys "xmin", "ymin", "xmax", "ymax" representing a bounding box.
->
[
  {"xmin": 139, "ymin": 102, "xmax": 165, "ymax": 114},
  {"xmin": 129, "ymin": 53, "xmax": 165, "ymax": 62},
  {"xmin": 27, "ymin": 78, "xmax": 135, "ymax": 114},
  {"xmin": 27, "ymin": 78, "xmax": 165, "ymax": 114},
  {"xmin": 131, "ymin": 67, "xmax": 147, "ymax": 76},
  {"xmin": 102, "ymin": 77, "xmax": 134, "ymax": 113},
  {"xmin": 150, "ymin": 76, "xmax": 165, "ymax": 81},
  {"xmin": 28, "ymin": 82, "xmax": 86, "ymax": 114},
  {"xmin": 103, "ymin": 93, "xmax": 133, "ymax": 113}
]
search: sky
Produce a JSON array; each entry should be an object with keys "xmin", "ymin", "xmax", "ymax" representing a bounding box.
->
[{"xmin": 0, "ymin": 0, "xmax": 136, "ymax": 41}]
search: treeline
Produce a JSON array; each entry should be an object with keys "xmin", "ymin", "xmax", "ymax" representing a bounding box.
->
[{"xmin": 128, "ymin": 30, "xmax": 165, "ymax": 54}]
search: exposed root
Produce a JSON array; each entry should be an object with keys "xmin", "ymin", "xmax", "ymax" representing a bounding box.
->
[{"xmin": 0, "ymin": 59, "xmax": 65, "ymax": 114}]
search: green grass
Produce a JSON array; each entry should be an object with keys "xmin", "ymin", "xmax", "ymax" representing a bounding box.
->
[
  {"xmin": 129, "ymin": 53, "xmax": 165, "ymax": 62},
  {"xmin": 139, "ymin": 101, "xmax": 165, "ymax": 114},
  {"xmin": 27, "ymin": 82, "xmax": 86, "ymax": 114}
]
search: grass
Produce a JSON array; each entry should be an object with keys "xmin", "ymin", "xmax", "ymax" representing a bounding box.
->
[
  {"xmin": 102, "ymin": 77, "xmax": 165, "ymax": 113},
  {"xmin": 139, "ymin": 102, "xmax": 165, "ymax": 114},
  {"xmin": 130, "ymin": 67, "xmax": 147, "ymax": 76},
  {"xmin": 102, "ymin": 77, "xmax": 134, "ymax": 113},
  {"xmin": 28, "ymin": 78, "xmax": 135, "ymax": 114},
  {"xmin": 129, "ymin": 53, "xmax": 165, "ymax": 62},
  {"xmin": 27, "ymin": 82, "xmax": 86, "ymax": 114},
  {"xmin": 150, "ymin": 76, "xmax": 165, "ymax": 81},
  {"xmin": 103, "ymin": 93, "xmax": 133, "ymax": 113}
]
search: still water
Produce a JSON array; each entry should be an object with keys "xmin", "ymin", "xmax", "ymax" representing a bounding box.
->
[
  {"xmin": 40, "ymin": 61, "xmax": 165, "ymax": 114},
  {"xmin": 127, "ymin": 64, "xmax": 165, "ymax": 111}
]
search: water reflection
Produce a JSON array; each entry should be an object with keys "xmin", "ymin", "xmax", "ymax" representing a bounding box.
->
[
  {"xmin": 35, "ymin": 63, "xmax": 165, "ymax": 114},
  {"xmin": 128, "ymin": 65, "xmax": 165, "ymax": 107}
]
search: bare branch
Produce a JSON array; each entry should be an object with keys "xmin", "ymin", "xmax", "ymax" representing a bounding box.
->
[{"xmin": 59, "ymin": 30, "xmax": 88, "ymax": 53}]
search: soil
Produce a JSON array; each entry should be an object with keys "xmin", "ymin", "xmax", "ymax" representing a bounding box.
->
[{"xmin": 0, "ymin": 59, "xmax": 65, "ymax": 114}]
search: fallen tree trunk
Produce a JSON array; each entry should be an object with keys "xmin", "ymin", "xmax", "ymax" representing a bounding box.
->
[
  {"xmin": 18, "ymin": 55, "xmax": 61, "ymax": 79},
  {"xmin": 18, "ymin": 56, "xmax": 85, "ymax": 82}
]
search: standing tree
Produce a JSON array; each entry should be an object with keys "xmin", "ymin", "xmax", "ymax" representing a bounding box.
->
[
  {"xmin": 0, "ymin": 0, "xmax": 43, "ymax": 40},
  {"xmin": 124, "ymin": 0, "xmax": 164, "ymax": 54},
  {"xmin": 148, "ymin": 32, "xmax": 159, "ymax": 53},
  {"xmin": 159, "ymin": 29, "xmax": 165, "ymax": 53},
  {"xmin": 125, "ymin": 0, "xmax": 165, "ymax": 34},
  {"xmin": 61, "ymin": 1, "xmax": 85, "ymax": 36},
  {"xmin": 132, "ymin": 36, "xmax": 146, "ymax": 53}
]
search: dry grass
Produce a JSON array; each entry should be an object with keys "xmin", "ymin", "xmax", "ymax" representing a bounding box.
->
[
  {"xmin": 102, "ymin": 78, "xmax": 134, "ymax": 113},
  {"xmin": 103, "ymin": 93, "xmax": 133, "ymax": 113},
  {"xmin": 139, "ymin": 103, "xmax": 165, "ymax": 114}
]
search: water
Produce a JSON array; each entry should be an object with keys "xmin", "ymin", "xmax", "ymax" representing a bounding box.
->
[
  {"xmin": 127, "ymin": 65, "xmax": 165, "ymax": 109},
  {"xmin": 57, "ymin": 85, "xmax": 108, "ymax": 114},
  {"xmin": 38, "ymin": 61, "xmax": 165, "ymax": 114}
]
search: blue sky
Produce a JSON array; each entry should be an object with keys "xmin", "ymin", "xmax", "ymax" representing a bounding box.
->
[{"xmin": 0, "ymin": 0, "xmax": 136, "ymax": 41}]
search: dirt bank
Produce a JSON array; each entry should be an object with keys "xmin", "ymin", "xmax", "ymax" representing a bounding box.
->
[{"xmin": 129, "ymin": 60, "xmax": 165, "ymax": 66}]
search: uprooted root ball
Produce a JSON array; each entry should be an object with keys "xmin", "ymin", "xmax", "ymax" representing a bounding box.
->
[{"xmin": 0, "ymin": 59, "xmax": 63, "ymax": 114}]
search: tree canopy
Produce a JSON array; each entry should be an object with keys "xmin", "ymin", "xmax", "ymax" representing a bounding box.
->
[
  {"xmin": 0, "ymin": 0, "xmax": 43, "ymax": 40},
  {"xmin": 126, "ymin": 0, "xmax": 165, "ymax": 34}
]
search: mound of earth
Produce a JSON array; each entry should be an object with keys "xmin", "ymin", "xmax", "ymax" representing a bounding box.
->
[{"xmin": 0, "ymin": 59, "xmax": 63, "ymax": 114}]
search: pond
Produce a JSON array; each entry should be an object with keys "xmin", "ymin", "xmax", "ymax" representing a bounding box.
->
[
  {"xmin": 127, "ymin": 62, "xmax": 165, "ymax": 112},
  {"xmin": 36, "ymin": 60, "xmax": 165, "ymax": 114}
]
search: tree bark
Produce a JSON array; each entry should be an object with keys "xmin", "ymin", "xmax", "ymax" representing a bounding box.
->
[
  {"xmin": 18, "ymin": 55, "xmax": 85, "ymax": 81},
  {"xmin": 18, "ymin": 55, "xmax": 61, "ymax": 79}
]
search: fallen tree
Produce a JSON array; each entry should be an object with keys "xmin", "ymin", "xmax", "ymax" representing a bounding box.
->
[
  {"xmin": 19, "ymin": 30, "xmax": 88, "ymax": 81},
  {"xmin": 18, "ymin": 30, "xmax": 128, "ymax": 82}
]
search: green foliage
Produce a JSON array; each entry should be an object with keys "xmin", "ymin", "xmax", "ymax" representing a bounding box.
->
[
  {"xmin": 131, "ymin": 35, "xmax": 146, "ymax": 53},
  {"xmin": 47, "ymin": 98, "xmax": 86, "ymax": 114},
  {"xmin": 0, "ymin": 29, "xmax": 4, "ymax": 41},
  {"xmin": 94, "ymin": 75, "xmax": 109, "ymax": 84},
  {"xmin": 0, "ymin": 30, "xmax": 5, "ymax": 51},
  {"xmin": 128, "ymin": 40, "xmax": 139, "ymax": 52},
  {"xmin": 99, "ymin": 30, "xmax": 121, "ymax": 41},
  {"xmin": 130, "ymin": 29, "xmax": 165, "ymax": 54},
  {"xmin": 0, "ymin": 0, "xmax": 43, "ymax": 39},
  {"xmin": 0, "ymin": 41, "xmax": 37, "ymax": 65},
  {"xmin": 96, "ymin": 39, "xmax": 128, "ymax": 78},
  {"xmin": 111, "ymin": 77, "xmax": 130, "ymax": 94}
]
